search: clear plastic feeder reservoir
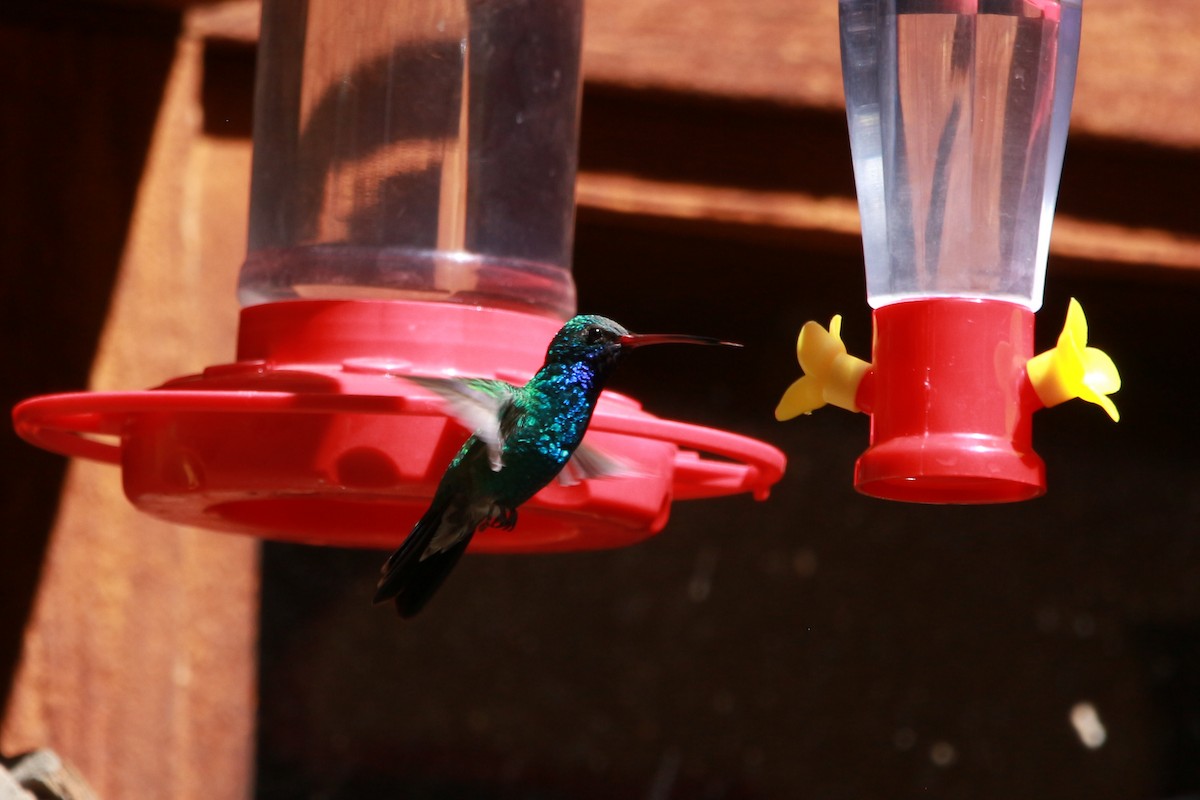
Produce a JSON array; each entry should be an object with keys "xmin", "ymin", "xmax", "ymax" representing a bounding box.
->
[
  {"xmin": 242, "ymin": 0, "xmax": 581, "ymax": 318},
  {"xmin": 776, "ymin": 0, "xmax": 1120, "ymax": 504},
  {"xmin": 14, "ymin": 0, "xmax": 785, "ymax": 549},
  {"xmin": 841, "ymin": 0, "xmax": 1080, "ymax": 310}
]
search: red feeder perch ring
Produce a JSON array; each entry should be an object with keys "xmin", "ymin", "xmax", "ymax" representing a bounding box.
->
[{"xmin": 13, "ymin": 300, "xmax": 785, "ymax": 552}]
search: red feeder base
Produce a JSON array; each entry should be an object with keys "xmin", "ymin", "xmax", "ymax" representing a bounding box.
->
[
  {"xmin": 854, "ymin": 298, "xmax": 1046, "ymax": 504},
  {"xmin": 13, "ymin": 300, "xmax": 785, "ymax": 551}
]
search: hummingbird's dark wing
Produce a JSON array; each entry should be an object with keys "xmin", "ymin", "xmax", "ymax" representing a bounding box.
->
[{"xmin": 403, "ymin": 375, "xmax": 519, "ymax": 471}]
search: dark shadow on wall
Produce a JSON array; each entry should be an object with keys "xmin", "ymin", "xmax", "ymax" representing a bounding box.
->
[{"xmin": 0, "ymin": 2, "xmax": 180, "ymax": 719}]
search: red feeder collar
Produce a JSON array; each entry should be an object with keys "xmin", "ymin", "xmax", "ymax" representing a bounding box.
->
[
  {"xmin": 13, "ymin": 300, "xmax": 785, "ymax": 551},
  {"xmin": 854, "ymin": 298, "xmax": 1046, "ymax": 504}
]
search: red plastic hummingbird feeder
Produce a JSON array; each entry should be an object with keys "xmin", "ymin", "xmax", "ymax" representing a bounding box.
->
[
  {"xmin": 776, "ymin": 0, "xmax": 1119, "ymax": 504},
  {"xmin": 13, "ymin": 0, "xmax": 784, "ymax": 550}
]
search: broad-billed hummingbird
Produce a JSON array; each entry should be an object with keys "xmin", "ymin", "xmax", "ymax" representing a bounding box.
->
[{"xmin": 374, "ymin": 314, "xmax": 740, "ymax": 617}]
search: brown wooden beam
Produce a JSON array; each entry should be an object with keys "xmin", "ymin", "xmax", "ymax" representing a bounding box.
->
[{"xmin": 0, "ymin": 7, "xmax": 257, "ymax": 799}]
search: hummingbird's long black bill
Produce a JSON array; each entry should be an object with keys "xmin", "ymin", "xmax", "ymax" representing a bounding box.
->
[{"xmin": 619, "ymin": 332, "xmax": 742, "ymax": 349}]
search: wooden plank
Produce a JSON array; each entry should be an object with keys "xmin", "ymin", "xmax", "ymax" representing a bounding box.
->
[
  {"xmin": 0, "ymin": 6, "xmax": 180, "ymax": 711},
  {"xmin": 583, "ymin": 0, "xmax": 1200, "ymax": 149},
  {"xmin": 78, "ymin": 0, "xmax": 1198, "ymax": 288},
  {"xmin": 584, "ymin": 0, "xmax": 844, "ymax": 106},
  {"xmin": 163, "ymin": 0, "xmax": 1200, "ymax": 150},
  {"xmin": 575, "ymin": 86, "xmax": 1200, "ymax": 278},
  {"xmin": 578, "ymin": 172, "xmax": 1200, "ymax": 277},
  {"xmin": 0, "ymin": 15, "xmax": 257, "ymax": 800}
]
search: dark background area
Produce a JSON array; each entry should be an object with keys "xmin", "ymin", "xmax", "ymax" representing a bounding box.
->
[{"xmin": 255, "ymin": 221, "xmax": 1200, "ymax": 799}]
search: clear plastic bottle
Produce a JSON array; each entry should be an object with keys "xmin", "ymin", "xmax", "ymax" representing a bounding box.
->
[
  {"xmin": 240, "ymin": 0, "xmax": 583, "ymax": 319},
  {"xmin": 839, "ymin": 0, "xmax": 1081, "ymax": 311}
]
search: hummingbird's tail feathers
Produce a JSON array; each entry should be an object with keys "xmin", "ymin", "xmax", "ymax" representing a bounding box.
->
[
  {"xmin": 374, "ymin": 496, "xmax": 472, "ymax": 617},
  {"xmin": 375, "ymin": 507, "xmax": 437, "ymax": 595},
  {"xmin": 393, "ymin": 537, "xmax": 471, "ymax": 618}
]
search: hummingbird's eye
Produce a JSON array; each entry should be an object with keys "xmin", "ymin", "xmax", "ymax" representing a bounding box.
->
[{"xmin": 584, "ymin": 326, "xmax": 604, "ymax": 345}]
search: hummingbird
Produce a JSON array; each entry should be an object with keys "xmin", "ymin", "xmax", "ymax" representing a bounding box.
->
[{"xmin": 374, "ymin": 314, "xmax": 740, "ymax": 618}]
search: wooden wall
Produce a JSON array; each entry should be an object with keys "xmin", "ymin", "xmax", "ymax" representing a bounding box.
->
[{"xmin": 0, "ymin": 4, "xmax": 255, "ymax": 799}]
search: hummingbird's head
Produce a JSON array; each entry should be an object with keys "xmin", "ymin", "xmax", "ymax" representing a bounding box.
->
[
  {"xmin": 546, "ymin": 315, "xmax": 632, "ymax": 371},
  {"xmin": 547, "ymin": 315, "xmax": 741, "ymax": 373}
]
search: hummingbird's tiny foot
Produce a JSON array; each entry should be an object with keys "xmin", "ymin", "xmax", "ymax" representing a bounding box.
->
[{"xmin": 487, "ymin": 505, "xmax": 518, "ymax": 531}]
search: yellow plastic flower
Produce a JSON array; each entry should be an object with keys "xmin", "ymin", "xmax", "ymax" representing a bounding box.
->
[
  {"xmin": 1026, "ymin": 298, "xmax": 1121, "ymax": 421},
  {"xmin": 775, "ymin": 315, "xmax": 871, "ymax": 420}
]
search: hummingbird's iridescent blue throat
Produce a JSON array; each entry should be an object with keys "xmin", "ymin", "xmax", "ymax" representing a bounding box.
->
[{"xmin": 373, "ymin": 314, "xmax": 740, "ymax": 618}]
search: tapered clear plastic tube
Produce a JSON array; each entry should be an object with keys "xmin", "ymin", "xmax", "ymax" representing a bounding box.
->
[
  {"xmin": 839, "ymin": 0, "xmax": 1081, "ymax": 311},
  {"xmin": 240, "ymin": 0, "xmax": 583, "ymax": 319}
]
